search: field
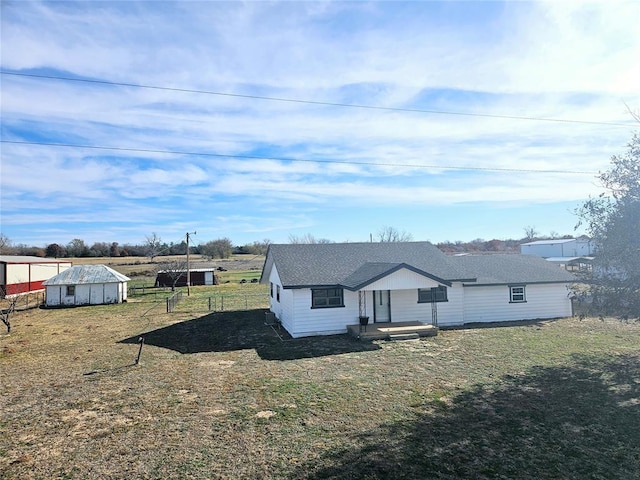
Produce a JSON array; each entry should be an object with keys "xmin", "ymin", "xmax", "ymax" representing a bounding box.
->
[
  {"xmin": 1, "ymin": 281, "xmax": 639, "ymax": 479},
  {"xmin": 68, "ymin": 254, "xmax": 266, "ymax": 282}
]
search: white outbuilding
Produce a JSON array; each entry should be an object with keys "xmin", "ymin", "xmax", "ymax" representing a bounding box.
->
[{"xmin": 43, "ymin": 265, "xmax": 130, "ymax": 307}]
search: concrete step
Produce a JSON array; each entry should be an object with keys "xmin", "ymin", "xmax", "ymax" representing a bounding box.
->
[{"xmin": 387, "ymin": 333, "xmax": 420, "ymax": 341}]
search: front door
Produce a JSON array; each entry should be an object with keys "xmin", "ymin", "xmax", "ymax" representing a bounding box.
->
[{"xmin": 374, "ymin": 290, "xmax": 391, "ymax": 323}]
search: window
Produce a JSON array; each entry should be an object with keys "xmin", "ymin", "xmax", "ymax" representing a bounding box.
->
[
  {"xmin": 510, "ymin": 285, "xmax": 526, "ymax": 303},
  {"xmin": 270, "ymin": 282, "xmax": 273, "ymax": 298},
  {"xmin": 276, "ymin": 285, "xmax": 280, "ymax": 302},
  {"xmin": 66, "ymin": 285, "xmax": 75, "ymax": 296},
  {"xmin": 311, "ymin": 288, "xmax": 344, "ymax": 308},
  {"xmin": 418, "ymin": 286, "xmax": 448, "ymax": 303}
]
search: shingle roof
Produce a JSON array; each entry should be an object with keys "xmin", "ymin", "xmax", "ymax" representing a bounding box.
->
[
  {"xmin": 43, "ymin": 265, "xmax": 130, "ymax": 285},
  {"xmin": 262, "ymin": 242, "xmax": 576, "ymax": 289},
  {"xmin": 452, "ymin": 254, "xmax": 576, "ymax": 285},
  {"xmin": 262, "ymin": 242, "xmax": 471, "ymax": 289}
]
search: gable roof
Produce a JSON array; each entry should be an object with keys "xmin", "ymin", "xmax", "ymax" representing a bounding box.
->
[
  {"xmin": 261, "ymin": 242, "xmax": 576, "ymax": 289},
  {"xmin": 43, "ymin": 265, "xmax": 130, "ymax": 286},
  {"xmin": 452, "ymin": 254, "xmax": 576, "ymax": 286},
  {"xmin": 261, "ymin": 242, "xmax": 471, "ymax": 289}
]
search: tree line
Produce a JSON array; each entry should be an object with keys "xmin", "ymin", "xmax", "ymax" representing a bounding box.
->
[
  {"xmin": 0, "ymin": 235, "xmax": 272, "ymax": 260},
  {"xmin": 0, "ymin": 225, "xmax": 572, "ymax": 261}
]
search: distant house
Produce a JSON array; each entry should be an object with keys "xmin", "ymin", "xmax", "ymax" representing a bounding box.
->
[
  {"xmin": 520, "ymin": 238, "xmax": 594, "ymax": 258},
  {"xmin": 260, "ymin": 242, "xmax": 576, "ymax": 338},
  {"xmin": 155, "ymin": 268, "xmax": 219, "ymax": 287},
  {"xmin": 1, "ymin": 255, "xmax": 72, "ymax": 297},
  {"xmin": 43, "ymin": 265, "xmax": 130, "ymax": 307}
]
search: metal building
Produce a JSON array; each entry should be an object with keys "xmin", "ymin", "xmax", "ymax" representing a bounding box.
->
[
  {"xmin": 43, "ymin": 264, "xmax": 130, "ymax": 306},
  {"xmin": 0, "ymin": 255, "xmax": 72, "ymax": 297}
]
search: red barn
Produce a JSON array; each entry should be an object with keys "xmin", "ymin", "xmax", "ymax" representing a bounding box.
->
[{"xmin": 0, "ymin": 256, "xmax": 72, "ymax": 297}]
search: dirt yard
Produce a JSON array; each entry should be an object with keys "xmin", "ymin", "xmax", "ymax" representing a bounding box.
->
[{"xmin": 1, "ymin": 295, "xmax": 639, "ymax": 479}]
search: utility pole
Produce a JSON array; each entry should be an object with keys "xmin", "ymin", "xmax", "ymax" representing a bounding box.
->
[{"xmin": 186, "ymin": 231, "xmax": 196, "ymax": 296}]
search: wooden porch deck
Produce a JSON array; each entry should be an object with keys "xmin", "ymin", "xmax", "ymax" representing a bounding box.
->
[{"xmin": 347, "ymin": 321, "xmax": 438, "ymax": 341}]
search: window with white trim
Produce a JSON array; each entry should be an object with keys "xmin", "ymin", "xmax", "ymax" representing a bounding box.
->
[
  {"xmin": 418, "ymin": 286, "xmax": 448, "ymax": 303},
  {"xmin": 66, "ymin": 285, "xmax": 75, "ymax": 296},
  {"xmin": 509, "ymin": 285, "xmax": 526, "ymax": 303},
  {"xmin": 276, "ymin": 285, "xmax": 280, "ymax": 302},
  {"xmin": 270, "ymin": 282, "xmax": 273, "ymax": 298},
  {"xmin": 311, "ymin": 288, "xmax": 344, "ymax": 308}
]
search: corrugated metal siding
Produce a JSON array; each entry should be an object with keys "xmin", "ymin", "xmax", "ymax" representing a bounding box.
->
[
  {"xmin": 45, "ymin": 286, "xmax": 61, "ymax": 305},
  {"xmin": 2, "ymin": 261, "xmax": 71, "ymax": 296},
  {"xmin": 45, "ymin": 282, "xmax": 126, "ymax": 306}
]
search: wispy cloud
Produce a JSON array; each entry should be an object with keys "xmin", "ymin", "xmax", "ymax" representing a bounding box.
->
[{"xmin": 1, "ymin": 1, "xmax": 638, "ymax": 245}]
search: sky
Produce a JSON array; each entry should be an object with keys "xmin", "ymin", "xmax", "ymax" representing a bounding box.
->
[{"xmin": 1, "ymin": 1, "xmax": 639, "ymax": 249}]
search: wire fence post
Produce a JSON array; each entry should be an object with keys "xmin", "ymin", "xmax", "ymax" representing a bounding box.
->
[{"xmin": 135, "ymin": 337, "xmax": 144, "ymax": 365}]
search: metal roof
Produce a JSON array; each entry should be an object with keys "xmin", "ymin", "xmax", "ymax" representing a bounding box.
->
[
  {"xmin": 43, "ymin": 265, "xmax": 130, "ymax": 285},
  {"xmin": 0, "ymin": 255, "xmax": 72, "ymax": 264},
  {"xmin": 520, "ymin": 239, "xmax": 576, "ymax": 246},
  {"xmin": 546, "ymin": 256, "xmax": 594, "ymax": 263}
]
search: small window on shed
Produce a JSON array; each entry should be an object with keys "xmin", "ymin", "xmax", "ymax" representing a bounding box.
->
[{"xmin": 66, "ymin": 285, "xmax": 75, "ymax": 296}]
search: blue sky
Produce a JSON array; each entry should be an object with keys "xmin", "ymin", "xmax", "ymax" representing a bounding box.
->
[{"xmin": 1, "ymin": 1, "xmax": 639, "ymax": 248}]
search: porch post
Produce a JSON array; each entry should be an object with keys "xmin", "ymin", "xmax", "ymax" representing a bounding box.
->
[
  {"xmin": 358, "ymin": 291, "xmax": 369, "ymax": 332},
  {"xmin": 358, "ymin": 290, "xmax": 367, "ymax": 318}
]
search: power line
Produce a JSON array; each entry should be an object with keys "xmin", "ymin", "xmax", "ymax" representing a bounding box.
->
[
  {"xmin": 1, "ymin": 71, "xmax": 633, "ymax": 128},
  {"xmin": 1, "ymin": 139, "xmax": 598, "ymax": 175}
]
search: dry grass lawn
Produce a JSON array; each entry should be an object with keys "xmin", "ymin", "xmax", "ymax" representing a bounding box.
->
[{"xmin": 1, "ymin": 289, "xmax": 639, "ymax": 479}]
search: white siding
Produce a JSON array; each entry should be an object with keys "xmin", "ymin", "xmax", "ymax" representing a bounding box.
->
[
  {"xmin": 289, "ymin": 288, "xmax": 360, "ymax": 338},
  {"xmin": 384, "ymin": 282, "xmax": 464, "ymax": 326},
  {"xmin": 463, "ymin": 283, "xmax": 572, "ymax": 323},
  {"xmin": 45, "ymin": 282, "xmax": 126, "ymax": 306},
  {"xmin": 268, "ymin": 265, "xmax": 295, "ymax": 334},
  {"xmin": 45, "ymin": 286, "xmax": 61, "ymax": 306},
  {"xmin": 364, "ymin": 268, "xmax": 444, "ymax": 291}
]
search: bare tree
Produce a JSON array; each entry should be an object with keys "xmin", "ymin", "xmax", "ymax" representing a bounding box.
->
[
  {"xmin": 0, "ymin": 234, "xmax": 11, "ymax": 254},
  {"xmin": 144, "ymin": 232, "xmax": 164, "ymax": 261},
  {"xmin": 200, "ymin": 238, "xmax": 233, "ymax": 259},
  {"xmin": 523, "ymin": 226, "xmax": 539, "ymax": 242},
  {"xmin": 623, "ymin": 101, "xmax": 640, "ymax": 123},
  {"xmin": 288, "ymin": 233, "xmax": 333, "ymax": 244},
  {"xmin": 377, "ymin": 226, "xmax": 413, "ymax": 242},
  {"xmin": 0, "ymin": 293, "xmax": 18, "ymax": 333},
  {"xmin": 66, "ymin": 238, "xmax": 89, "ymax": 257},
  {"xmin": 157, "ymin": 259, "xmax": 188, "ymax": 291},
  {"xmin": 245, "ymin": 239, "xmax": 272, "ymax": 255}
]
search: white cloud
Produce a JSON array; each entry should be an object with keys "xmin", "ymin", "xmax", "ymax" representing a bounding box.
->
[{"xmin": 1, "ymin": 0, "xmax": 638, "ymax": 244}]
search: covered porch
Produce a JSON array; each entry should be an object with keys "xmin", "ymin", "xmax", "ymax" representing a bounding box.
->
[{"xmin": 347, "ymin": 321, "xmax": 438, "ymax": 341}]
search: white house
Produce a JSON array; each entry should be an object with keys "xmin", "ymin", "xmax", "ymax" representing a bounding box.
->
[
  {"xmin": 43, "ymin": 265, "xmax": 130, "ymax": 307},
  {"xmin": 520, "ymin": 238, "xmax": 594, "ymax": 258},
  {"xmin": 260, "ymin": 242, "xmax": 576, "ymax": 338},
  {"xmin": 1, "ymin": 255, "xmax": 72, "ymax": 297}
]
